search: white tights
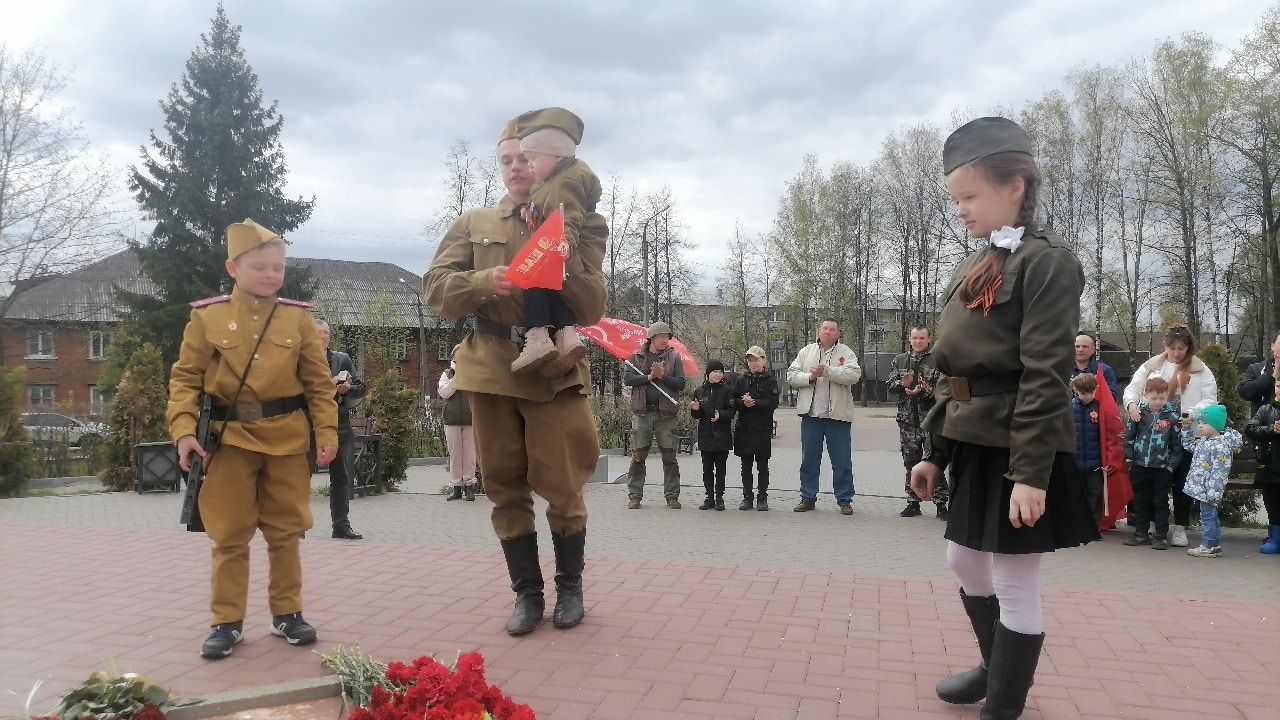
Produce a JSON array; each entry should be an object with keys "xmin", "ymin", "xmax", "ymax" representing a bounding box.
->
[{"xmin": 946, "ymin": 541, "xmax": 1044, "ymax": 634}]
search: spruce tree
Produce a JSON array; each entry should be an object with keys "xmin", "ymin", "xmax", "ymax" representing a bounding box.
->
[{"xmin": 121, "ymin": 3, "xmax": 316, "ymax": 363}]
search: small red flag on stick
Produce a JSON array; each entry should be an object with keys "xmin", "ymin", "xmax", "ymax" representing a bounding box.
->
[{"xmin": 508, "ymin": 206, "xmax": 568, "ymax": 291}]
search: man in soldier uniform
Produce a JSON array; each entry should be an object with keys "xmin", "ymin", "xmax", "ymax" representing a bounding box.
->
[
  {"xmin": 316, "ymin": 319, "xmax": 366, "ymax": 539},
  {"xmin": 424, "ymin": 112, "xmax": 606, "ymax": 636},
  {"xmin": 887, "ymin": 325, "xmax": 947, "ymax": 519},
  {"xmin": 169, "ymin": 218, "xmax": 338, "ymax": 660}
]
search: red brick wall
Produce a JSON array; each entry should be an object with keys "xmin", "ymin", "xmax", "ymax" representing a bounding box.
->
[{"xmin": 1, "ymin": 323, "xmax": 110, "ymax": 419}]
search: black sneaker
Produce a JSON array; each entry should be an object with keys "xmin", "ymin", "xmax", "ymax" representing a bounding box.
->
[
  {"xmin": 714, "ymin": 499, "xmax": 725, "ymax": 511},
  {"xmin": 1124, "ymin": 533, "xmax": 1151, "ymax": 546},
  {"xmin": 739, "ymin": 497, "xmax": 754, "ymax": 511},
  {"xmin": 756, "ymin": 495, "xmax": 769, "ymax": 511},
  {"xmin": 900, "ymin": 501, "xmax": 922, "ymax": 517},
  {"xmin": 838, "ymin": 502, "xmax": 853, "ymax": 516},
  {"xmin": 1151, "ymin": 536, "xmax": 1169, "ymax": 551},
  {"xmin": 271, "ymin": 613, "xmax": 317, "ymax": 646},
  {"xmin": 699, "ymin": 497, "xmax": 715, "ymax": 510},
  {"xmin": 936, "ymin": 503, "xmax": 949, "ymax": 521},
  {"xmin": 200, "ymin": 621, "xmax": 243, "ymax": 659}
]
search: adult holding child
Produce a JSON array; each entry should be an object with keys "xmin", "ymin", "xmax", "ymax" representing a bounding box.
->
[
  {"xmin": 910, "ymin": 117, "xmax": 1099, "ymax": 719},
  {"xmin": 1121, "ymin": 323, "xmax": 1218, "ymax": 548},
  {"xmin": 425, "ymin": 112, "xmax": 607, "ymax": 636}
]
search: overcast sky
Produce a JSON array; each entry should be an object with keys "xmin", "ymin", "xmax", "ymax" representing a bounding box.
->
[{"xmin": 0, "ymin": 0, "xmax": 1269, "ymax": 290}]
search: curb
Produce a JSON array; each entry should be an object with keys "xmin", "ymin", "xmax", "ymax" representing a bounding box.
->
[{"xmin": 166, "ymin": 675, "xmax": 342, "ymax": 720}]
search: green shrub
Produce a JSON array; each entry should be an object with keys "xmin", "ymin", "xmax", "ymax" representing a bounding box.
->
[
  {"xmin": 0, "ymin": 367, "xmax": 37, "ymax": 497},
  {"xmin": 365, "ymin": 370, "xmax": 416, "ymax": 492}
]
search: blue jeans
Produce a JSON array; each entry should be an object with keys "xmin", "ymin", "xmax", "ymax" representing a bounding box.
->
[
  {"xmin": 799, "ymin": 416, "xmax": 855, "ymax": 503},
  {"xmin": 1199, "ymin": 501, "xmax": 1221, "ymax": 548}
]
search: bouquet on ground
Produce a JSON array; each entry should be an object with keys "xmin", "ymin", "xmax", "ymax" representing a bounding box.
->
[{"xmin": 324, "ymin": 647, "xmax": 534, "ymax": 720}]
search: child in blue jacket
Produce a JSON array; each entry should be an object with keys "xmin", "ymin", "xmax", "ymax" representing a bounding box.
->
[
  {"xmin": 1180, "ymin": 405, "xmax": 1242, "ymax": 557},
  {"xmin": 1124, "ymin": 377, "xmax": 1183, "ymax": 550},
  {"xmin": 1070, "ymin": 373, "xmax": 1104, "ymax": 526}
]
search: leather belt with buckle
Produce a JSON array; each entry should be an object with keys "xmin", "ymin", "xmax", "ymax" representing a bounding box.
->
[
  {"xmin": 474, "ymin": 316, "xmax": 526, "ymax": 345},
  {"xmin": 947, "ymin": 375, "xmax": 1021, "ymax": 401},
  {"xmin": 212, "ymin": 394, "xmax": 307, "ymax": 422}
]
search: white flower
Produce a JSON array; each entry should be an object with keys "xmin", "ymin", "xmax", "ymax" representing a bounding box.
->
[{"xmin": 990, "ymin": 226, "xmax": 1025, "ymax": 253}]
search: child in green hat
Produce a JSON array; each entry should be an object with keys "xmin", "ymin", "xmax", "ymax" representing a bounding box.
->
[{"xmin": 1180, "ymin": 404, "xmax": 1242, "ymax": 557}]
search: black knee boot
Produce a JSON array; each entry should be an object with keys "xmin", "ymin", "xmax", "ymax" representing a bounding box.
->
[
  {"xmin": 551, "ymin": 530, "xmax": 586, "ymax": 628},
  {"xmin": 979, "ymin": 623, "xmax": 1044, "ymax": 719},
  {"xmin": 499, "ymin": 534, "xmax": 544, "ymax": 635},
  {"xmin": 937, "ymin": 590, "xmax": 1000, "ymax": 704}
]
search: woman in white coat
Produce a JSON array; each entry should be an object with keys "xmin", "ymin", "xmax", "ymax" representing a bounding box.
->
[{"xmin": 1122, "ymin": 323, "xmax": 1218, "ymax": 547}]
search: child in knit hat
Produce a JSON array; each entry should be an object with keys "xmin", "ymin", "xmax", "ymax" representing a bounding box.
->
[
  {"xmin": 507, "ymin": 107, "xmax": 608, "ymax": 379},
  {"xmin": 690, "ymin": 359, "xmax": 736, "ymax": 511},
  {"xmin": 1180, "ymin": 404, "xmax": 1242, "ymax": 557}
]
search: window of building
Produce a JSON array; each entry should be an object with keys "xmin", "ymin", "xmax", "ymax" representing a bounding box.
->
[
  {"xmin": 26, "ymin": 327, "xmax": 55, "ymax": 358},
  {"xmin": 27, "ymin": 385, "xmax": 56, "ymax": 407},
  {"xmin": 390, "ymin": 338, "xmax": 409, "ymax": 362},
  {"xmin": 437, "ymin": 343, "xmax": 450, "ymax": 361},
  {"xmin": 771, "ymin": 309, "xmax": 790, "ymax": 323},
  {"xmin": 770, "ymin": 347, "xmax": 787, "ymax": 364},
  {"xmin": 88, "ymin": 330, "xmax": 111, "ymax": 360},
  {"xmin": 89, "ymin": 386, "xmax": 109, "ymax": 417}
]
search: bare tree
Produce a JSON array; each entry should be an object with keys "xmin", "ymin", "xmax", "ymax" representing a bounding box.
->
[
  {"xmin": 422, "ymin": 139, "xmax": 499, "ymax": 237},
  {"xmin": 0, "ymin": 45, "xmax": 122, "ymax": 317}
]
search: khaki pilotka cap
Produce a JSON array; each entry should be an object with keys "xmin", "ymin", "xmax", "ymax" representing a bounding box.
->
[
  {"xmin": 942, "ymin": 117, "xmax": 1034, "ymax": 175},
  {"xmin": 226, "ymin": 218, "xmax": 280, "ymax": 261},
  {"xmin": 514, "ymin": 107, "xmax": 585, "ymax": 144},
  {"xmin": 498, "ymin": 118, "xmax": 520, "ymax": 144}
]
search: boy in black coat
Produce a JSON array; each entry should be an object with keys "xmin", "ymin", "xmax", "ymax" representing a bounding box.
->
[
  {"xmin": 690, "ymin": 360, "xmax": 736, "ymax": 510},
  {"xmin": 732, "ymin": 346, "xmax": 780, "ymax": 510}
]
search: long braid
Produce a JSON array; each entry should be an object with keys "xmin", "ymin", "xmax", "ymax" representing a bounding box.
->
[{"xmin": 957, "ymin": 154, "xmax": 1040, "ymax": 313}]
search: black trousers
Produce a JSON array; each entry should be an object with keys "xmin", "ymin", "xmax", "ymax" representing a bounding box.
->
[
  {"xmin": 524, "ymin": 288, "xmax": 576, "ymax": 330},
  {"xmin": 1262, "ymin": 483, "xmax": 1280, "ymax": 525},
  {"xmin": 740, "ymin": 454, "xmax": 770, "ymax": 496},
  {"xmin": 701, "ymin": 450, "xmax": 728, "ymax": 498},
  {"xmin": 329, "ymin": 429, "xmax": 356, "ymax": 528},
  {"xmin": 1129, "ymin": 465, "xmax": 1172, "ymax": 537},
  {"xmin": 1171, "ymin": 453, "xmax": 1193, "ymax": 526}
]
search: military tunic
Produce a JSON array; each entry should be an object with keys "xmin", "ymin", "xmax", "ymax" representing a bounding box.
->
[
  {"xmin": 168, "ymin": 285, "xmax": 338, "ymax": 625},
  {"xmin": 425, "ymin": 195, "xmax": 607, "ymax": 539},
  {"xmin": 922, "ymin": 227, "xmax": 1098, "ymax": 553}
]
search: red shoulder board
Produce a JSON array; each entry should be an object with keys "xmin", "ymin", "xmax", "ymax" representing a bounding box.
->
[
  {"xmin": 277, "ymin": 297, "xmax": 315, "ymax": 308},
  {"xmin": 189, "ymin": 295, "xmax": 231, "ymax": 308}
]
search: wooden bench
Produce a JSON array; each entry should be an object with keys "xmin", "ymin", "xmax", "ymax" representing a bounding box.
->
[{"xmin": 1226, "ymin": 442, "xmax": 1258, "ymax": 490}]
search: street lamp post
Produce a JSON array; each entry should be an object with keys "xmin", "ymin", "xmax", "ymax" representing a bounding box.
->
[{"xmin": 399, "ymin": 278, "xmax": 428, "ymax": 399}]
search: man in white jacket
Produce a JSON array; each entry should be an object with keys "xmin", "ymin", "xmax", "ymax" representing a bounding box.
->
[{"xmin": 787, "ymin": 319, "xmax": 863, "ymax": 514}]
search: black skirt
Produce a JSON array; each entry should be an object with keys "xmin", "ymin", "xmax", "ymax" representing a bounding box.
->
[{"xmin": 944, "ymin": 442, "xmax": 1100, "ymax": 554}]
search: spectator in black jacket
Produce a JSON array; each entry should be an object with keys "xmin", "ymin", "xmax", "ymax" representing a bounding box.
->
[
  {"xmin": 1243, "ymin": 343, "xmax": 1280, "ymax": 555},
  {"xmin": 317, "ymin": 320, "xmax": 367, "ymax": 540},
  {"xmin": 1237, "ymin": 332, "xmax": 1280, "ymax": 415},
  {"xmin": 690, "ymin": 360, "xmax": 735, "ymax": 511},
  {"xmin": 732, "ymin": 347, "xmax": 780, "ymax": 511}
]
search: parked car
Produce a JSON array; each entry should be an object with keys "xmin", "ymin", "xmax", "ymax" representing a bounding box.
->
[{"xmin": 20, "ymin": 412, "xmax": 109, "ymax": 447}]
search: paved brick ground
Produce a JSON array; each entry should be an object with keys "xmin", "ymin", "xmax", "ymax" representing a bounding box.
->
[{"xmin": 2, "ymin": 409, "xmax": 1278, "ymax": 719}]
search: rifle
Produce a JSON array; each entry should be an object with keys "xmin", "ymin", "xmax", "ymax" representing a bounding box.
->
[{"xmin": 179, "ymin": 394, "xmax": 218, "ymax": 532}]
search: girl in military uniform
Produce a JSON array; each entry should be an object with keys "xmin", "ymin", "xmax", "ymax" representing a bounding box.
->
[
  {"xmin": 170, "ymin": 219, "xmax": 338, "ymax": 659},
  {"xmin": 910, "ymin": 118, "xmax": 1099, "ymax": 719}
]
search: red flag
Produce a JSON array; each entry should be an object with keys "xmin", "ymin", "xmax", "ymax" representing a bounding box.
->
[
  {"xmin": 508, "ymin": 206, "xmax": 568, "ymax": 291},
  {"xmin": 577, "ymin": 317, "xmax": 700, "ymax": 376},
  {"xmin": 1095, "ymin": 369, "xmax": 1132, "ymax": 530}
]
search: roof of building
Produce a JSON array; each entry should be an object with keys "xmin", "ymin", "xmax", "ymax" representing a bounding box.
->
[{"xmin": 1, "ymin": 249, "xmax": 427, "ymax": 328}]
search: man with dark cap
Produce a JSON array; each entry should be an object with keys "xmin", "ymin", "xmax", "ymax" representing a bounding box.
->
[
  {"xmin": 623, "ymin": 321, "xmax": 688, "ymax": 509},
  {"xmin": 425, "ymin": 115, "xmax": 607, "ymax": 636}
]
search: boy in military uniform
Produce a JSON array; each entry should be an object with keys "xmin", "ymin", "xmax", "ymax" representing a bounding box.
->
[
  {"xmin": 169, "ymin": 218, "xmax": 338, "ymax": 659},
  {"xmin": 508, "ymin": 107, "xmax": 603, "ymax": 378}
]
